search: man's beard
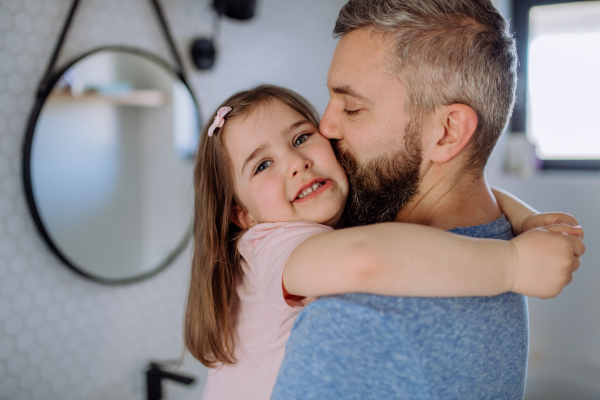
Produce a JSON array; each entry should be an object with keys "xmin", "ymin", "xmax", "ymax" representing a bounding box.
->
[{"xmin": 333, "ymin": 120, "xmax": 423, "ymax": 227}]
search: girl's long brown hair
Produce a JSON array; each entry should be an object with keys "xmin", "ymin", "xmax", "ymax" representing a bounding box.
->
[{"xmin": 184, "ymin": 85, "xmax": 320, "ymax": 367}]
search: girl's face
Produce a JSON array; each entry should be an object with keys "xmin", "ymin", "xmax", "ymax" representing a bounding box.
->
[{"xmin": 224, "ymin": 99, "xmax": 349, "ymax": 229}]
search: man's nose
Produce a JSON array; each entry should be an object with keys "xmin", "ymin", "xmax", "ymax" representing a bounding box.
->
[{"xmin": 320, "ymin": 104, "xmax": 342, "ymax": 140}]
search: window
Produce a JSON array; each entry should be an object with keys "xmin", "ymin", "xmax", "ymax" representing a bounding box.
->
[{"xmin": 512, "ymin": 0, "xmax": 600, "ymax": 169}]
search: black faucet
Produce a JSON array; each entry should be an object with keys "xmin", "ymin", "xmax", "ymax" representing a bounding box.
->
[{"xmin": 146, "ymin": 362, "xmax": 196, "ymax": 400}]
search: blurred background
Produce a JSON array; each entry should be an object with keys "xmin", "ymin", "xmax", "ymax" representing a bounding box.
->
[{"xmin": 0, "ymin": 0, "xmax": 598, "ymax": 399}]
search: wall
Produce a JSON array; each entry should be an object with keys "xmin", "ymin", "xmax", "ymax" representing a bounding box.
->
[
  {"xmin": 0, "ymin": 0, "xmax": 346, "ymax": 399},
  {"xmin": 488, "ymin": 139, "xmax": 600, "ymax": 398}
]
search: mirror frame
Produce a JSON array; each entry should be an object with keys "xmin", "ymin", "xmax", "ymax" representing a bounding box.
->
[{"xmin": 22, "ymin": 45, "xmax": 199, "ymax": 285}]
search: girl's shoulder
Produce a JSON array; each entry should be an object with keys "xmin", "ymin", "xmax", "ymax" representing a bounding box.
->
[
  {"xmin": 244, "ymin": 221, "xmax": 332, "ymax": 240},
  {"xmin": 239, "ymin": 221, "xmax": 333, "ymax": 268}
]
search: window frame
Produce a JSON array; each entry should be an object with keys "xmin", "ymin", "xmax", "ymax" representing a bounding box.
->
[{"xmin": 511, "ymin": 0, "xmax": 600, "ymax": 170}]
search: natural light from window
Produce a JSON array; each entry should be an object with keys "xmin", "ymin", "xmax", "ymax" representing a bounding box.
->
[{"xmin": 527, "ymin": 1, "xmax": 600, "ymax": 160}]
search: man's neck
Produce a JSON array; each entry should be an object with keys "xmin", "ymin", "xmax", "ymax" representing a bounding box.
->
[{"xmin": 394, "ymin": 167, "xmax": 501, "ymax": 231}]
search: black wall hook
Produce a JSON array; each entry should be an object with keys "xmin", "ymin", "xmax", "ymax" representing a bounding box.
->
[
  {"xmin": 190, "ymin": 0, "xmax": 256, "ymax": 70},
  {"xmin": 191, "ymin": 38, "xmax": 217, "ymax": 70},
  {"xmin": 213, "ymin": 0, "xmax": 256, "ymax": 20}
]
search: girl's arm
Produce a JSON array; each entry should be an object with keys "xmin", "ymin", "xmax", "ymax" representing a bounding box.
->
[
  {"xmin": 492, "ymin": 188, "xmax": 537, "ymax": 235},
  {"xmin": 493, "ymin": 188, "xmax": 583, "ymax": 237},
  {"xmin": 283, "ymin": 221, "xmax": 584, "ymax": 300}
]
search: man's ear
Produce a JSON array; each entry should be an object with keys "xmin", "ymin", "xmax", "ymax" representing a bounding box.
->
[
  {"xmin": 430, "ymin": 104, "xmax": 478, "ymax": 164},
  {"xmin": 230, "ymin": 204, "xmax": 256, "ymax": 230}
]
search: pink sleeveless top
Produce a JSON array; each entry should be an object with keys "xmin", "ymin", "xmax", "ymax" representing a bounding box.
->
[{"xmin": 202, "ymin": 221, "xmax": 333, "ymax": 400}]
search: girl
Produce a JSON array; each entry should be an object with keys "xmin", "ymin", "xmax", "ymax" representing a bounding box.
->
[{"xmin": 185, "ymin": 85, "xmax": 583, "ymax": 399}]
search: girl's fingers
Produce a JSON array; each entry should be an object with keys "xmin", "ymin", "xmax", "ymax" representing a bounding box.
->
[
  {"xmin": 554, "ymin": 214, "xmax": 579, "ymax": 227},
  {"xmin": 568, "ymin": 236, "xmax": 585, "ymax": 257},
  {"xmin": 543, "ymin": 224, "xmax": 584, "ymax": 240},
  {"xmin": 566, "ymin": 273, "xmax": 574, "ymax": 286},
  {"xmin": 569, "ymin": 226, "xmax": 585, "ymax": 239},
  {"xmin": 571, "ymin": 257, "xmax": 581, "ymax": 273},
  {"xmin": 539, "ymin": 225, "xmax": 586, "ymax": 256}
]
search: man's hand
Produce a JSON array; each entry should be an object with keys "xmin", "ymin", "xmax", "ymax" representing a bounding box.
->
[
  {"xmin": 521, "ymin": 212, "xmax": 584, "ymax": 239},
  {"xmin": 508, "ymin": 225, "xmax": 585, "ymax": 299}
]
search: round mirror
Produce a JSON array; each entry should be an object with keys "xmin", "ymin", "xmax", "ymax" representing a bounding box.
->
[{"xmin": 23, "ymin": 47, "xmax": 199, "ymax": 284}]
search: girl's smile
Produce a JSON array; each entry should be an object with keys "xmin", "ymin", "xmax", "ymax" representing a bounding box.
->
[
  {"xmin": 223, "ymin": 99, "xmax": 349, "ymax": 229},
  {"xmin": 293, "ymin": 179, "xmax": 334, "ymax": 203}
]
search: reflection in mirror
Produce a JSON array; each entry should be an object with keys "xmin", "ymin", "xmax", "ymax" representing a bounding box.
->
[{"xmin": 28, "ymin": 49, "xmax": 198, "ymax": 283}]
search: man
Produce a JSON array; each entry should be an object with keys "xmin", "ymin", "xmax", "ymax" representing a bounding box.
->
[{"xmin": 271, "ymin": 0, "xmax": 531, "ymax": 398}]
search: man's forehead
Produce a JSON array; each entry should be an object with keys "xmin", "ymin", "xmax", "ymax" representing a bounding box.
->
[
  {"xmin": 328, "ymin": 30, "xmax": 393, "ymax": 87},
  {"xmin": 334, "ymin": 30, "xmax": 390, "ymax": 61},
  {"xmin": 325, "ymin": 31, "xmax": 410, "ymax": 125}
]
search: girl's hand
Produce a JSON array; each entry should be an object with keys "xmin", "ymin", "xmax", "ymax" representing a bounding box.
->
[
  {"xmin": 521, "ymin": 213, "xmax": 584, "ymax": 239},
  {"xmin": 508, "ymin": 224, "xmax": 585, "ymax": 299}
]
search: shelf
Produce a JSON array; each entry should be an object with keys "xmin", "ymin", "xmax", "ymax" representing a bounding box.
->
[{"xmin": 49, "ymin": 89, "xmax": 167, "ymax": 107}]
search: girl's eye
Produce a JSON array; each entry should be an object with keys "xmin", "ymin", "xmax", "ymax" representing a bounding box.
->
[
  {"xmin": 294, "ymin": 133, "xmax": 311, "ymax": 147},
  {"xmin": 255, "ymin": 160, "xmax": 272, "ymax": 174},
  {"xmin": 343, "ymin": 109, "xmax": 360, "ymax": 116}
]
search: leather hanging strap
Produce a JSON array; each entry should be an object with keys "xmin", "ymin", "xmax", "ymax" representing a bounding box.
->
[{"xmin": 37, "ymin": 0, "xmax": 190, "ymax": 98}]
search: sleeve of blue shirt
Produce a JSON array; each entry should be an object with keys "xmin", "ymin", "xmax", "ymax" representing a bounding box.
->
[{"xmin": 271, "ymin": 216, "xmax": 529, "ymax": 400}]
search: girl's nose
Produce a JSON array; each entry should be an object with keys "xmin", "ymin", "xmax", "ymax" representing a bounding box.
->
[
  {"xmin": 289, "ymin": 154, "xmax": 311, "ymax": 177},
  {"xmin": 292, "ymin": 163, "xmax": 309, "ymax": 177}
]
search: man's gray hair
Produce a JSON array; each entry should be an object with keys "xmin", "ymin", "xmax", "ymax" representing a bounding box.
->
[{"xmin": 334, "ymin": 0, "xmax": 517, "ymax": 172}]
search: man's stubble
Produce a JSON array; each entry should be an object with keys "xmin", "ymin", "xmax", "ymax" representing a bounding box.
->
[{"xmin": 333, "ymin": 119, "xmax": 423, "ymax": 227}]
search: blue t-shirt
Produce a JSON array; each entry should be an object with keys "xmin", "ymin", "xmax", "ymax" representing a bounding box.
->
[{"xmin": 271, "ymin": 215, "xmax": 528, "ymax": 400}]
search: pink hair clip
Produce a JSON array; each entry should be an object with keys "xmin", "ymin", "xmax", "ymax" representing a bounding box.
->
[{"xmin": 208, "ymin": 106, "xmax": 233, "ymax": 137}]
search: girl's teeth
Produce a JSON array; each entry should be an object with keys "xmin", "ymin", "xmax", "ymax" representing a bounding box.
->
[{"xmin": 298, "ymin": 182, "xmax": 325, "ymax": 199}]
